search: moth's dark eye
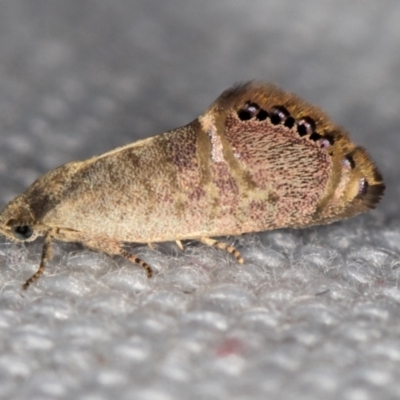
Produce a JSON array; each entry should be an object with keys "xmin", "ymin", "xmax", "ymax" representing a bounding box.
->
[{"xmin": 11, "ymin": 225, "xmax": 33, "ymax": 240}]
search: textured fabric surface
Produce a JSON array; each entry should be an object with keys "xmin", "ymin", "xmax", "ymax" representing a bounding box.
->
[{"xmin": 0, "ymin": 1, "xmax": 399, "ymax": 399}]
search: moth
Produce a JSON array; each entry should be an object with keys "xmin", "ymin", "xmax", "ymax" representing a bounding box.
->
[{"xmin": 0, "ymin": 82, "xmax": 385, "ymax": 289}]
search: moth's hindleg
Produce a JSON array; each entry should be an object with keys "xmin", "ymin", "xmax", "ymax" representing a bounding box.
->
[
  {"xmin": 23, "ymin": 233, "xmax": 53, "ymax": 290},
  {"xmin": 175, "ymin": 240, "xmax": 184, "ymax": 250},
  {"xmin": 199, "ymin": 237, "xmax": 244, "ymax": 264}
]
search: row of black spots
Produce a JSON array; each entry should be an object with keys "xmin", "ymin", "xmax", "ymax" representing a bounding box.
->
[
  {"xmin": 238, "ymin": 102, "xmax": 294, "ymax": 125},
  {"xmin": 237, "ymin": 102, "xmax": 335, "ymax": 147}
]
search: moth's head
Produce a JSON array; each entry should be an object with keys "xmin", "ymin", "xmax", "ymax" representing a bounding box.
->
[
  {"xmin": 0, "ymin": 194, "xmax": 43, "ymax": 243},
  {"xmin": 0, "ymin": 161, "xmax": 82, "ymax": 243}
]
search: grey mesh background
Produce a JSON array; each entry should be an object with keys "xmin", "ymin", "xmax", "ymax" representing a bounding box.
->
[{"xmin": 0, "ymin": 1, "xmax": 399, "ymax": 399}]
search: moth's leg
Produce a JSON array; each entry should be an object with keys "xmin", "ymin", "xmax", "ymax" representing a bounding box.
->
[
  {"xmin": 82, "ymin": 237, "xmax": 153, "ymax": 278},
  {"xmin": 119, "ymin": 248, "xmax": 153, "ymax": 278},
  {"xmin": 199, "ymin": 237, "xmax": 244, "ymax": 264},
  {"xmin": 52, "ymin": 229, "xmax": 154, "ymax": 278},
  {"xmin": 23, "ymin": 232, "xmax": 53, "ymax": 290},
  {"xmin": 147, "ymin": 242, "xmax": 155, "ymax": 249},
  {"xmin": 175, "ymin": 240, "xmax": 184, "ymax": 250}
]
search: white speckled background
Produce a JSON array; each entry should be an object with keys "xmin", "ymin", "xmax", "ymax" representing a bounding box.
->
[{"xmin": 0, "ymin": 1, "xmax": 399, "ymax": 399}]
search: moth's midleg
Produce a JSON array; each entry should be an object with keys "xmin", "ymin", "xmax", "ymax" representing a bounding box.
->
[
  {"xmin": 78, "ymin": 235, "xmax": 154, "ymax": 278},
  {"xmin": 118, "ymin": 248, "xmax": 153, "ymax": 278},
  {"xmin": 200, "ymin": 237, "xmax": 244, "ymax": 264}
]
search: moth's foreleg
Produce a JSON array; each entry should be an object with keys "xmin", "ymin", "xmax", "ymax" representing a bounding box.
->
[
  {"xmin": 23, "ymin": 232, "xmax": 53, "ymax": 290},
  {"xmin": 199, "ymin": 237, "xmax": 244, "ymax": 264}
]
